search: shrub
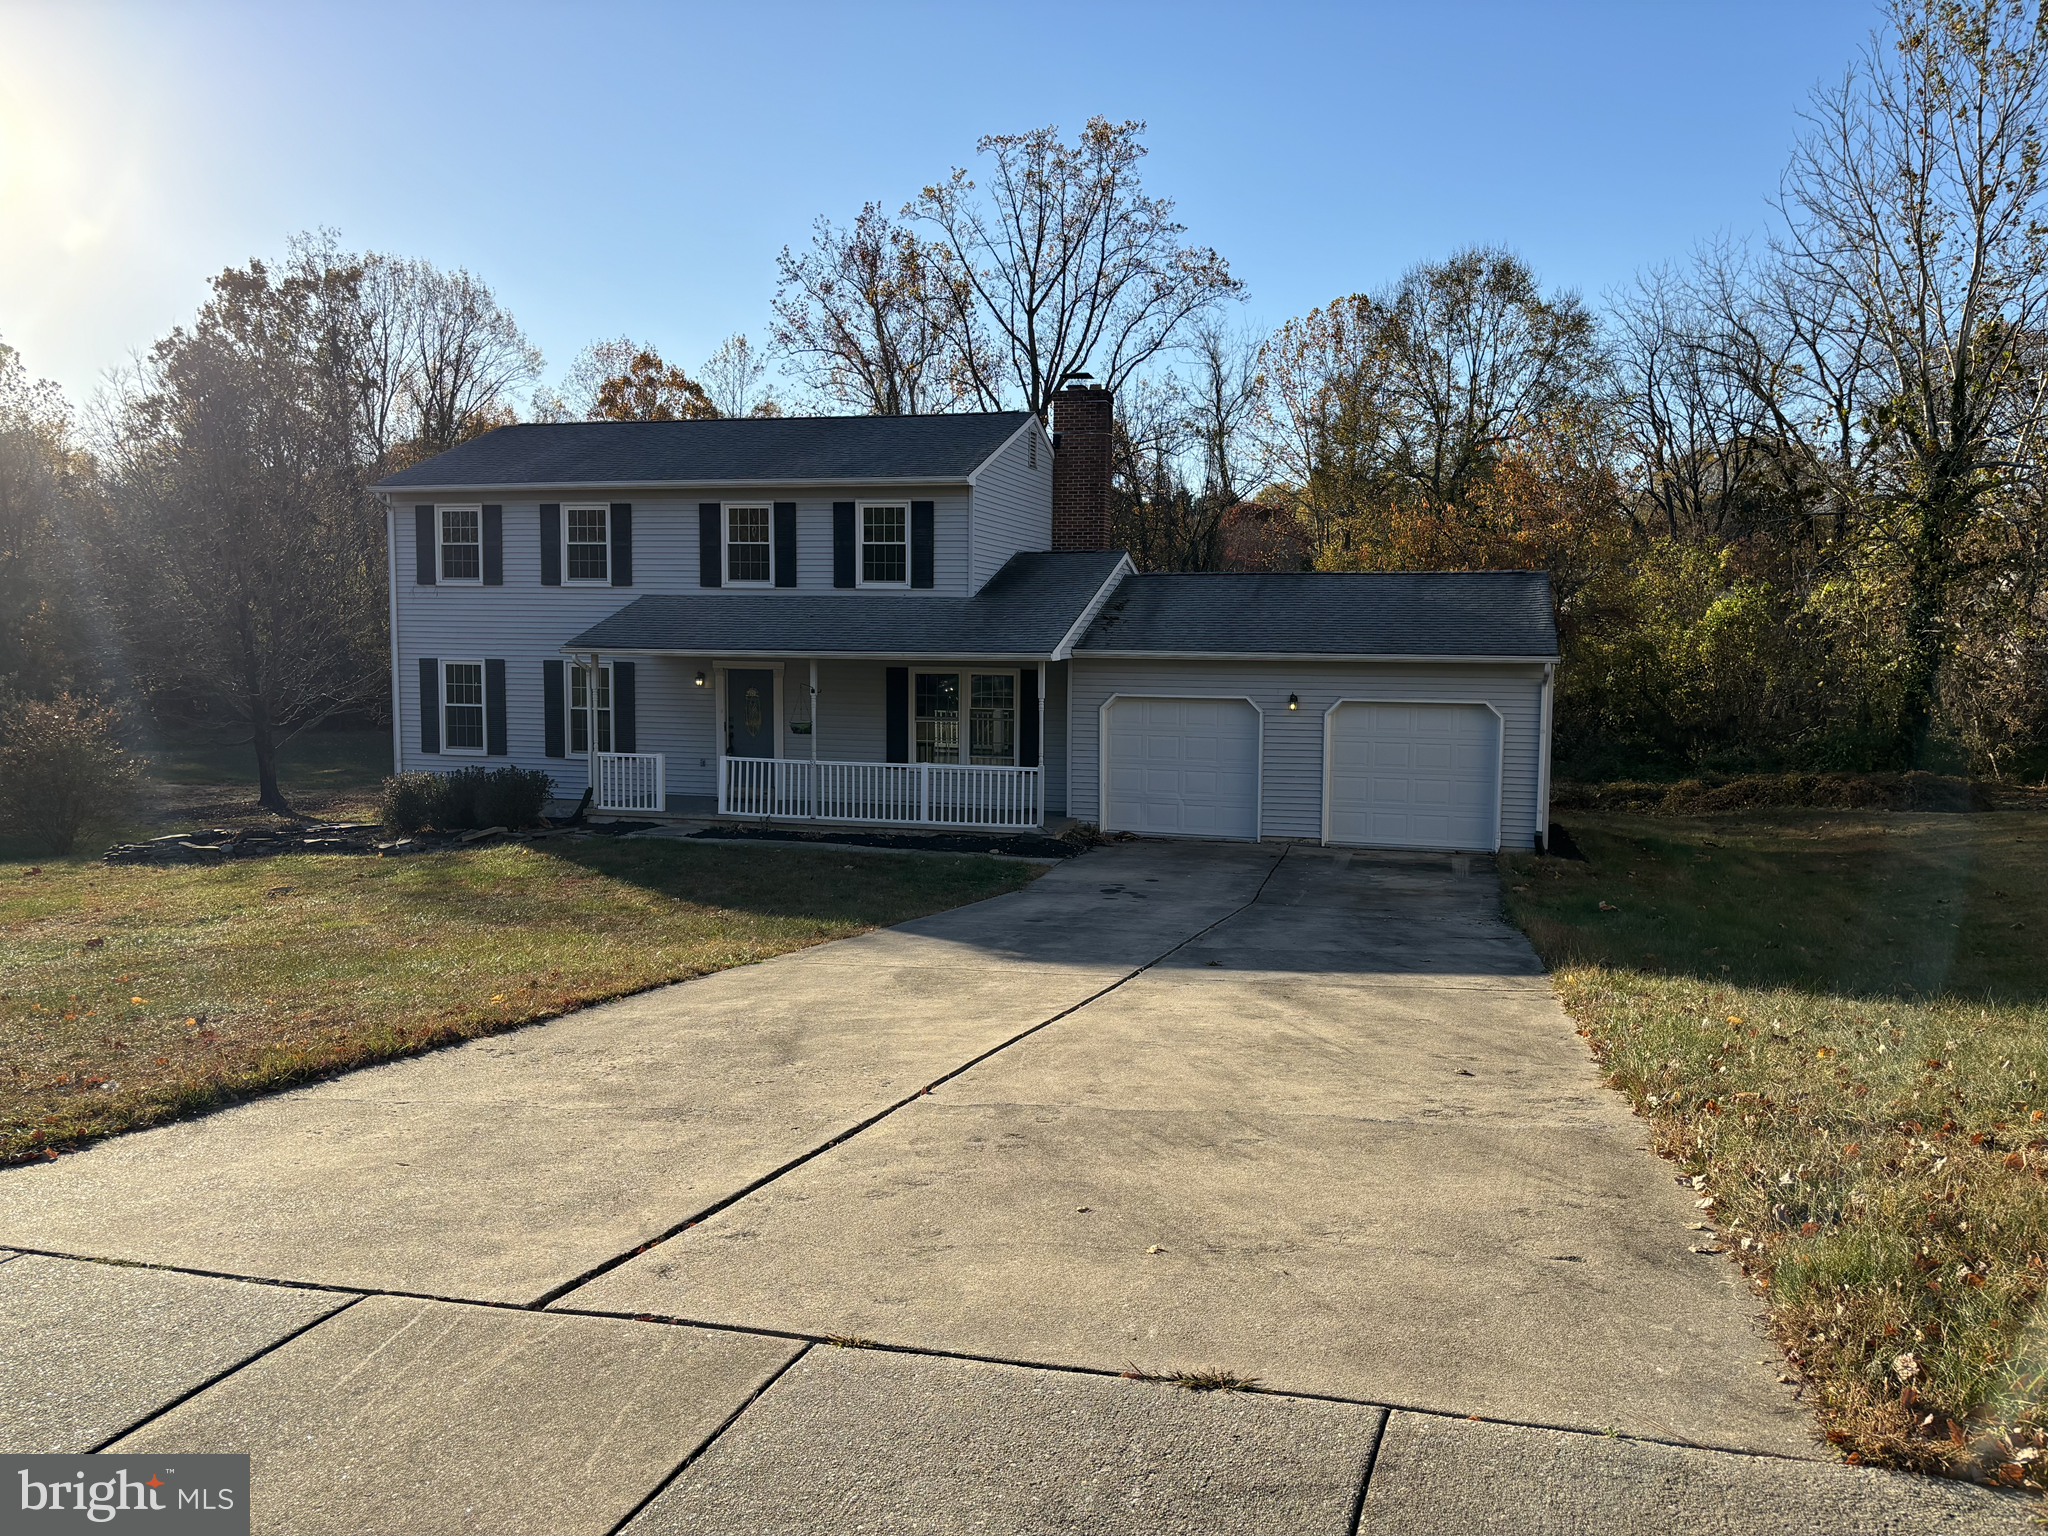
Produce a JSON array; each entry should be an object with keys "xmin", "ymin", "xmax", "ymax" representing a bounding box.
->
[
  {"xmin": 378, "ymin": 766, "xmax": 554, "ymax": 834},
  {"xmin": 0, "ymin": 694, "xmax": 145, "ymax": 855}
]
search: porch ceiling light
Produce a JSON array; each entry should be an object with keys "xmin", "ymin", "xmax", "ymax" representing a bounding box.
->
[
  {"xmin": 1288, "ymin": 693, "xmax": 1299, "ymax": 710},
  {"xmin": 694, "ymin": 671, "xmax": 706, "ymax": 686}
]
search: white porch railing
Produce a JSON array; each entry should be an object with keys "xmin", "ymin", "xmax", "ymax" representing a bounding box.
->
[
  {"xmin": 721, "ymin": 757, "xmax": 1041, "ymax": 829},
  {"xmin": 595, "ymin": 752, "xmax": 665, "ymax": 812}
]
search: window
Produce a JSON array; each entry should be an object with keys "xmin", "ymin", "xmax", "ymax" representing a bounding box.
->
[
  {"xmin": 439, "ymin": 506, "xmax": 480, "ymax": 582},
  {"xmin": 862, "ymin": 504, "xmax": 906, "ymax": 584},
  {"xmin": 914, "ymin": 672, "xmax": 958, "ymax": 763},
  {"xmin": 569, "ymin": 663, "xmax": 612, "ymax": 754},
  {"xmin": 565, "ymin": 505, "xmax": 609, "ymax": 582},
  {"xmin": 913, "ymin": 671, "xmax": 1017, "ymax": 765},
  {"xmin": 969, "ymin": 673, "xmax": 1016, "ymax": 765},
  {"xmin": 443, "ymin": 661, "xmax": 486, "ymax": 753},
  {"xmin": 726, "ymin": 504, "xmax": 771, "ymax": 584}
]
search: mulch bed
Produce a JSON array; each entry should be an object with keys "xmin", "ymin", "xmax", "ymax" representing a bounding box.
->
[{"xmin": 101, "ymin": 823, "xmax": 576, "ymax": 865}]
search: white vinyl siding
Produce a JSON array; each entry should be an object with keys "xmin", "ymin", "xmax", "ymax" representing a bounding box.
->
[
  {"xmin": 1067, "ymin": 659, "xmax": 1548, "ymax": 849},
  {"xmin": 968, "ymin": 419, "xmax": 1053, "ymax": 593}
]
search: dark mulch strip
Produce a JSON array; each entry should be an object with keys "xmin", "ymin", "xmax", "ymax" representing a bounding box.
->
[
  {"xmin": 689, "ymin": 825, "xmax": 1081, "ymax": 859},
  {"xmin": 1552, "ymin": 770, "xmax": 1996, "ymax": 816}
]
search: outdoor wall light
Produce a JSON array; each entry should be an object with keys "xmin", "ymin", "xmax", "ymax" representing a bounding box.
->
[
  {"xmin": 1288, "ymin": 693, "xmax": 1299, "ymax": 710},
  {"xmin": 694, "ymin": 671, "xmax": 707, "ymax": 687}
]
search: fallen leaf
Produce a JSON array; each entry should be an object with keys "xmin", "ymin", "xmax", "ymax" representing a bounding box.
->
[
  {"xmin": 1801, "ymin": 1221, "xmax": 1819, "ymax": 1237},
  {"xmin": 1598, "ymin": 900, "xmax": 1619, "ymax": 912},
  {"xmin": 1727, "ymin": 1015, "xmax": 1745, "ymax": 1026},
  {"xmin": 1893, "ymin": 1352, "xmax": 1921, "ymax": 1382},
  {"xmin": 1146, "ymin": 1244, "xmax": 1167, "ymax": 1255}
]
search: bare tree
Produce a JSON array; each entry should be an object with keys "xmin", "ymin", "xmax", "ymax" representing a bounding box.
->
[
  {"xmin": 913, "ymin": 118, "xmax": 1241, "ymax": 418},
  {"xmin": 1763, "ymin": 0, "xmax": 2048, "ymax": 761},
  {"xmin": 771, "ymin": 205, "xmax": 966, "ymax": 415},
  {"xmin": 699, "ymin": 333, "xmax": 780, "ymax": 417},
  {"xmin": 102, "ymin": 258, "xmax": 386, "ymax": 812},
  {"xmin": 0, "ymin": 338, "xmax": 95, "ymax": 698},
  {"xmin": 399, "ymin": 260, "xmax": 543, "ymax": 457}
]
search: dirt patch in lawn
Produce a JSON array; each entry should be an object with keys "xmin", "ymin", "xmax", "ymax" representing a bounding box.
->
[
  {"xmin": 1502, "ymin": 809, "xmax": 2048, "ymax": 1490},
  {"xmin": 0, "ymin": 838, "xmax": 1034, "ymax": 1164}
]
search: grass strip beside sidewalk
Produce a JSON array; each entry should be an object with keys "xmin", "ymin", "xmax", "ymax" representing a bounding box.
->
[
  {"xmin": 1, "ymin": 838, "xmax": 1033, "ymax": 1164},
  {"xmin": 1502, "ymin": 809, "xmax": 2048, "ymax": 1489}
]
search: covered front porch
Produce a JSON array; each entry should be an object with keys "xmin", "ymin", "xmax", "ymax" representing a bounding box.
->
[{"xmin": 569, "ymin": 653, "xmax": 1059, "ymax": 830}]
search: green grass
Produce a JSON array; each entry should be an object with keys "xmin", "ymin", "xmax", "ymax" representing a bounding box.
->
[
  {"xmin": 1502, "ymin": 810, "xmax": 2048, "ymax": 1489},
  {"xmin": 137, "ymin": 726, "xmax": 394, "ymax": 796},
  {"xmin": 0, "ymin": 837, "xmax": 1034, "ymax": 1164}
]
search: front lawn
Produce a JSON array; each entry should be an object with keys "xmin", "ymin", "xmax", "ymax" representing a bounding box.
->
[
  {"xmin": 1502, "ymin": 809, "xmax": 2048, "ymax": 1488},
  {"xmin": 0, "ymin": 838, "xmax": 1035, "ymax": 1164}
]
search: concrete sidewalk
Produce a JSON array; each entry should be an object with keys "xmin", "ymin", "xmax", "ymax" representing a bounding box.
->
[{"xmin": 0, "ymin": 841, "xmax": 2028, "ymax": 1532}]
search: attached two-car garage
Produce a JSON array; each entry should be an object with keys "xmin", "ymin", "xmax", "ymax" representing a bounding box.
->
[
  {"xmin": 1067, "ymin": 570, "xmax": 1557, "ymax": 853},
  {"xmin": 1096, "ymin": 693, "xmax": 1506, "ymax": 850}
]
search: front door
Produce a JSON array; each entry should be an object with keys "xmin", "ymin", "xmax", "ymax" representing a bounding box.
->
[{"xmin": 726, "ymin": 669, "xmax": 775, "ymax": 758}]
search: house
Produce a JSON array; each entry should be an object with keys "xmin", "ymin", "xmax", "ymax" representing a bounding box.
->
[{"xmin": 374, "ymin": 385, "xmax": 1559, "ymax": 851}]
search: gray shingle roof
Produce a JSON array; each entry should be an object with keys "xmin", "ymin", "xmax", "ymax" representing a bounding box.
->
[
  {"xmin": 1074, "ymin": 571, "xmax": 1557, "ymax": 658},
  {"xmin": 564, "ymin": 551, "xmax": 1128, "ymax": 657},
  {"xmin": 375, "ymin": 413, "xmax": 1034, "ymax": 490}
]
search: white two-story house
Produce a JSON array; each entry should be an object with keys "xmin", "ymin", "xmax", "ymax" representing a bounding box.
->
[{"xmin": 376, "ymin": 385, "xmax": 1560, "ymax": 851}]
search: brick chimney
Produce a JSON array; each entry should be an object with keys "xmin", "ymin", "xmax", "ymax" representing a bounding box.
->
[{"xmin": 1050, "ymin": 383, "xmax": 1113, "ymax": 550}]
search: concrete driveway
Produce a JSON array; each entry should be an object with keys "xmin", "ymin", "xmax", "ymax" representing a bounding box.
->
[{"xmin": 0, "ymin": 841, "xmax": 2025, "ymax": 1533}]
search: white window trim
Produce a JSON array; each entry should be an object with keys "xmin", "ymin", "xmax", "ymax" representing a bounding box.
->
[
  {"xmin": 438, "ymin": 504, "xmax": 483, "ymax": 585},
  {"xmin": 857, "ymin": 502, "xmax": 910, "ymax": 588},
  {"xmin": 912, "ymin": 667, "xmax": 1020, "ymax": 766},
  {"xmin": 441, "ymin": 658, "xmax": 489, "ymax": 757},
  {"xmin": 568, "ymin": 661, "xmax": 613, "ymax": 756},
  {"xmin": 723, "ymin": 502, "xmax": 775, "ymax": 587},
  {"xmin": 563, "ymin": 503, "xmax": 611, "ymax": 585}
]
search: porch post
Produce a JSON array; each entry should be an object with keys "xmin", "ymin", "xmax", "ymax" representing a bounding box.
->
[
  {"xmin": 808, "ymin": 659, "xmax": 818, "ymax": 762},
  {"xmin": 586, "ymin": 651, "xmax": 601, "ymax": 810},
  {"xmin": 1036, "ymin": 660, "xmax": 1047, "ymax": 827}
]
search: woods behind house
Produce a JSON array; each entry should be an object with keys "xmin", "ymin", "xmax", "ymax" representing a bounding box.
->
[{"xmin": 3, "ymin": 0, "xmax": 2046, "ymax": 817}]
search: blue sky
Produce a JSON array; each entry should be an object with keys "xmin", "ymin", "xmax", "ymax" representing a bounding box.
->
[{"xmin": 0, "ymin": 0, "xmax": 1880, "ymax": 410}]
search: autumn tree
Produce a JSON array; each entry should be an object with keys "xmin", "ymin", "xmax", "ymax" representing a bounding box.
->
[
  {"xmin": 0, "ymin": 339, "xmax": 97, "ymax": 698},
  {"xmin": 772, "ymin": 204, "xmax": 966, "ymax": 415},
  {"xmin": 586, "ymin": 347, "xmax": 718, "ymax": 421},
  {"xmin": 1759, "ymin": 0, "xmax": 2048, "ymax": 764},
  {"xmin": 102, "ymin": 257, "xmax": 387, "ymax": 811}
]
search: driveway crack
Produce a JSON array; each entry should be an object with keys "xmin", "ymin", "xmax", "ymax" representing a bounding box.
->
[{"xmin": 529, "ymin": 845, "xmax": 1294, "ymax": 1311}]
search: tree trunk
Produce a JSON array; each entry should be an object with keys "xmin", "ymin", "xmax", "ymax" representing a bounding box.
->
[
  {"xmin": 1894, "ymin": 481, "xmax": 1963, "ymax": 770},
  {"xmin": 250, "ymin": 706, "xmax": 294, "ymax": 816}
]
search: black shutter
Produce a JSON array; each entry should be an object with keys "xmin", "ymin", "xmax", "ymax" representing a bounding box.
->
[
  {"xmin": 415, "ymin": 507, "xmax": 436, "ymax": 585},
  {"xmin": 610, "ymin": 503, "xmax": 633, "ymax": 586},
  {"xmin": 613, "ymin": 661, "xmax": 637, "ymax": 752},
  {"xmin": 418, "ymin": 657, "xmax": 440, "ymax": 754},
  {"xmin": 773, "ymin": 501, "xmax": 797, "ymax": 587},
  {"xmin": 539, "ymin": 505, "xmax": 562, "ymax": 586},
  {"xmin": 485, "ymin": 659, "xmax": 508, "ymax": 756},
  {"xmin": 911, "ymin": 500, "xmax": 935, "ymax": 588},
  {"xmin": 482, "ymin": 506, "xmax": 503, "ymax": 585},
  {"xmin": 542, "ymin": 660, "xmax": 565, "ymax": 758},
  {"xmin": 833, "ymin": 502, "xmax": 856, "ymax": 588},
  {"xmin": 1019, "ymin": 667, "xmax": 1040, "ymax": 768},
  {"xmin": 699, "ymin": 504, "xmax": 722, "ymax": 587},
  {"xmin": 885, "ymin": 666, "xmax": 909, "ymax": 763}
]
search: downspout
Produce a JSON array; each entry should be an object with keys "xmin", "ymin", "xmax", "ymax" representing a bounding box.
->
[
  {"xmin": 385, "ymin": 497, "xmax": 402, "ymax": 777},
  {"xmin": 1537, "ymin": 661, "xmax": 1556, "ymax": 852}
]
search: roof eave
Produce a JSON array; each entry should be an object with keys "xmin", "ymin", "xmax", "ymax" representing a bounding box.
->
[
  {"xmin": 375, "ymin": 476, "xmax": 975, "ymax": 495},
  {"xmin": 556, "ymin": 645, "xmax": 1063, "ymax": 661},
  {"xmin": 1072, "ymin": 649, "xmax": 1560, "ymax": 663}
]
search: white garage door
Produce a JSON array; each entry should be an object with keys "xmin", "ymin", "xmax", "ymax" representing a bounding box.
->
[
  {"xmin": 1103, "ymin": 696, "xmax": 1260, "ymax": 840},
  {"xmin": 1326, "ymin": 702, "xmax": 1500, "ymax": 850}
]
